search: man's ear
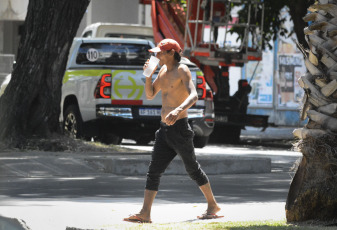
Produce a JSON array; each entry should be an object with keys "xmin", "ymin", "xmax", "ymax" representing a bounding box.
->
[{"xmin": 169, "ymin": 49, "xmax": 174, "ymax": 56}]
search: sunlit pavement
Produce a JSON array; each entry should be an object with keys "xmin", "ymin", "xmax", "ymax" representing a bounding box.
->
[
  {"xmin": 0, "ymin": 198, "xmax": 286, "ymax": 230},
  {"xmin": 0, "ymin": 126, "xmax": 301, "ymax": 230}
]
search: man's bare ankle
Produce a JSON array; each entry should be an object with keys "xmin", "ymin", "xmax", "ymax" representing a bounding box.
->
[
  {"xmin": 138, "ymin": 209, "xmax": 151, "ymax": 218},
  {"xmin": 207, "ymin": 204, "xmax": 221, "ymax": 214}
]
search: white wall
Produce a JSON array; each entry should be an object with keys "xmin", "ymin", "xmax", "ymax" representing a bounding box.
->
[
  {"xmin": 76, "ymin": 0, "xmax": 142, "ymax": 37},
  {"xmin": 3, "ymin": 21, "xmax": 23, "ymax": 56},
  {"xmin": 0, "ymin": 21, "xmax": 3, "ymax": 53},
  {"xmin": 92, "ymin": 0, "xmax": 139, "ymax": 24},
  {"xmin": 138, "ymin": 4, "xmax": 152, "ymax": 26},
  {"xmin": 229, "ymin": 67, "xmax": 241, "ymax": 96}
]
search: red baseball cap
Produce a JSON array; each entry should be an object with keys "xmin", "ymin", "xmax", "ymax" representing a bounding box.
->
[{"xmin": 149, "ymin": 39, "xmax": 182, "ymax": 53}]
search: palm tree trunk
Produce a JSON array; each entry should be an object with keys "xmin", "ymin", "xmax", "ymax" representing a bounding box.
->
[{"xmin": 286, "ymin": 0, "xmax": 337, "ymax": 222}]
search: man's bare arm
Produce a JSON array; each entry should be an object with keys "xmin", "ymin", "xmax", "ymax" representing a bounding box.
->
[
  {"xmin": 176, "ymin": 66, "xmax": 198, "ymax": 111},
  {"xmin": 145, "ymin": 76, "xmax": 161, "ymax": 100},
  {"xmin": 165, "ymin": 65, "xmax": 198, "ymax": 125}
]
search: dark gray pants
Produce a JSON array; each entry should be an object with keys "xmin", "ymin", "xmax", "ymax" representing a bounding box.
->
[{"xmin": 145, "ymin": 118, "xmax": 209, "ymax": 191}]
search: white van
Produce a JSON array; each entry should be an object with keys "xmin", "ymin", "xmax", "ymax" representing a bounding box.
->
[
  {"xmin": 81, "ymin": 22, "xmax": 154, "ymax": 42},
  {"xmin": 61, "ymin": 38, "xmax": 214, "ymax": 147}
]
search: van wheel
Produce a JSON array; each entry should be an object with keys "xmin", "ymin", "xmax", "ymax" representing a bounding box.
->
[
  {"xmin": 193, "ymin": 136, "xmax": 209, "ymax": 148},
  {"xmin": 98, "ymin": 133, "xmax": 122, "ymax": 145},
  {"xmin": 64, "ymin": 105, "xmax": 83, "ymax": 139}
]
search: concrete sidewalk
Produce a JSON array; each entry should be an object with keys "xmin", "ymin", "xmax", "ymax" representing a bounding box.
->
[
  {"xmin": 0, "ymin": 126, "xmax": 300, "ymax": 230},
  {"xmin": 241, "ymin": 126, "xmax": 295, "ymax": 140}
]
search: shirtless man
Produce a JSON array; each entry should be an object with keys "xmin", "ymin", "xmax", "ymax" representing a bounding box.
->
[{"xmin": 123, "ymin": 39, "xmax": 222, "ymax": 223}]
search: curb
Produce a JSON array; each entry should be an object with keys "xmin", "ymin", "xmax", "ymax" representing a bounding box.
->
[{"xmin": 86, "ymin": 155, "xmax": 271, "ymax": 175}]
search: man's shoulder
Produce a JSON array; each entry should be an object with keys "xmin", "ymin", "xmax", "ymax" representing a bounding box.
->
[
  {"xmin": 177, "ymin": 63, "xmax": 191, "ymax": 78},
  {"xmin": 178, "ymin": 63, "xmax": 188, "ymax": 69},
  {"xmin": 178, "ymin": 63, "xmax": 190, "ymax": 73}
]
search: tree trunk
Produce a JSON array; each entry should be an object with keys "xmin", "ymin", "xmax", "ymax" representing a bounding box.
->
[
  {"xmin": 288, "ymin": 0, "xmax": 315, "ymax": 49},
  {"xmin": 0, "ymin": 0, "xmax": 90, "ymax": 147},
  {"xmin": 286, "ymin": 0, "xmax": 337, "ymax": 222}
]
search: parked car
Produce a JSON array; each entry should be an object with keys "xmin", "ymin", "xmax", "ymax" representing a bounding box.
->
[{"xmin": 61, "ymin": 37, "xmax": 214, "ymax": 147}]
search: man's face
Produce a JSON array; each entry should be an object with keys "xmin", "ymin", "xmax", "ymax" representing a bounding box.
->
[{"xmin": 156, "ymin": 50, "xmax": 173, "ymax": 66}]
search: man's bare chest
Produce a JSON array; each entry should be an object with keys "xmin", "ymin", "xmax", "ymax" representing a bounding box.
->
[{"xmin": 160, "ymin": 74, "xmax": 182, "ymax": 92}]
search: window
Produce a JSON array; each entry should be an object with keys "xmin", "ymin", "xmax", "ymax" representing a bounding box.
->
[{"xmin": 76, "ymin": 43, "xmax": 152, "ymax": 66}]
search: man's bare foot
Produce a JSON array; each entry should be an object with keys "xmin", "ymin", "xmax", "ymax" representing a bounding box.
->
[
  {"xmin": 197, "ymin": 204, "xmax": 223, "ymax": 220},
  {"xmin": 207, "ymin": 204, "xmax": 221, "ymax": 215}
]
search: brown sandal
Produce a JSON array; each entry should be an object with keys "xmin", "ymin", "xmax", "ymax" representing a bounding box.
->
[{"xmin": 123, "ymin": 214, "xmax": 152, "ymax": 223}]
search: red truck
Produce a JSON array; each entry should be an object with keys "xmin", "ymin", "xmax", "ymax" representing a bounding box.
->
[{"xmin": 147, "ymin": 0, "xmax": 269, "ymax": 143}]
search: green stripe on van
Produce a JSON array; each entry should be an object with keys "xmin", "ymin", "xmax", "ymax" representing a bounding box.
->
[
  {"xmin": 63, "ymin": 69, "xmax": 111, "ymax": 84},
  {"xmin": 196, "ymin": 71, "xmax": 203, "ymax": 76}
]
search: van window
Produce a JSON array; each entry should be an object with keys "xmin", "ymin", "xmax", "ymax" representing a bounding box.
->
[{"xmin": 76, "ymin": 43, "xmax": 152, "ymax": 66}]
